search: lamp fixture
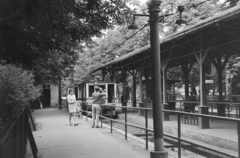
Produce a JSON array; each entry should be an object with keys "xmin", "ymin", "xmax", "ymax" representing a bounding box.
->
[
  {"xmin": 128, "ymin": 14, "xmax": 149, "ymax": 30},
  {"xmin": 175, "ymin": 6, "xmax": 187, "ymax": 25},
  {"xmin": 128, "ymin": 15, "xmax": 139, "ymax": 30},
  {"xmin": 128, "ymin": 13, "xmax": 171, "ymax": 30}
]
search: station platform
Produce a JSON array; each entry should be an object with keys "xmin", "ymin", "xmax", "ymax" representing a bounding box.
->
[
  {"xmin": 27, "ymin": 107, "xmax": 238, "ymax": 158},
  {"xmin": 28, "ymin": 108, "xmax": 178, "ymax": 158},
  {"xmin": 117, "ymin": 111, "xmax": 238, "ymax": 157}
]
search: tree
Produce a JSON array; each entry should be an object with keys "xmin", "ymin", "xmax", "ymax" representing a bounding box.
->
[
  {"xmin": 75, "ymin": 0, "xmax": 240, "ymax": 101},
  {"xmin": 0, "ymin": 65, "xmax": 38, "ymax": 120},
  {"xmin": 226, "ymin": 54, "xmax": 240, "ymax": 95},
  {"xmin": 0, "ymin": 0, "xmax": 138, "ymax": 83}
]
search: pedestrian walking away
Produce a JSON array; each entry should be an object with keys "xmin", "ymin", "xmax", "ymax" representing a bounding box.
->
[
  {"xmin": 92, "ymin": 86, "xmax": 106, "ymax": 128},
  {"xmin": 39, "ymin": 92, "xmax": 45, "ymax": 109},
  {"xmin": 67, "ymin": 89, "xmax": 78, "ymax": 126}
]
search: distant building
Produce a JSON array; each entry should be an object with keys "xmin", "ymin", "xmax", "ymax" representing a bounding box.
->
[{"xmin": 36, "ymin": 84, "xmax": 59, "ymax": 108}]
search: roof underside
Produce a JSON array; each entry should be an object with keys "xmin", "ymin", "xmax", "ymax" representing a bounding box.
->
[{"xmin": 91, "ymin": 5, "xmax": 240, "ymax": 74}]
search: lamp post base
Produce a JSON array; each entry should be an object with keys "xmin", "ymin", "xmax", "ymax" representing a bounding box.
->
[{"xmin": 150, "ymin": 150, "xmax": 168, "ymax": 158}]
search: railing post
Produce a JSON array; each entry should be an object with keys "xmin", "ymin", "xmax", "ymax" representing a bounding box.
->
[
  {"xmin": 23, "ymin": 108, "xmax": 27, "ymax": 158},
  {"xmin": 21, "ymin": 113, "xmax": 24, "ymax": 158},
  {"xmin": 27, "ymin": 106, "xmax": 36, "ymax": 131},
  {"xmin": 178, "ymin": 113, "xmax": 181, "ymax": 158},
  {"xmin": 198, "ymin": 106, "xmax": 210, "ymax": 129},
  {"xmin": 80, "ymin": 109, "xmax": 83, "ymax": 119},
  {"xmin": 86, "ymin": 105, "xmax": 88, "ymax": 121},
  {"xmin": 228, "ymin": 104, "xmax": 230, "ymax": 117},
  {"xmin": 22, "ymin": 109, "xmax": 25, "ymax": 158},
  {"xmin": 236, "ymin": 104, "xmax": 238, "ymax": 118},
  {"xmin": 100, "ymin": 107, "xmax": 103, "ymax": 128},
  {"xmin": 139, "ymin": 102, "xmax": 144, "ymax": 116},
  {"xmin": 238, "ymin": 121, "xmax": 240, "ymax": 158},
  {"xmin": 145, "ymin": 109, "xmax": 148, "ymax": 150},
  {"xmin": 16, "ymin": 114, "xmax": 22, "ymax": 158},
  {"xmin": 111, "ymin": 107, "xmax": 113, "ymax": 133},
  {"xmin": 125, "ymin": 107, "xmax": 127, "ymax": 140},
  {"xmin": 163, "ymin": 103, "xmax": 170, "ymax": 121},
  {"xmin": 211, "ymin": 104, "xmax": 214, "ymax": 122},
  {"xmin": 25, "ymin": 108, "xmax": 38, "ymax": 158}
]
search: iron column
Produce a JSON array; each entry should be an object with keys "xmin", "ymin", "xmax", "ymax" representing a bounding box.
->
[
  {"xmin": 70, "ymin": 65, "xmax": 74, "ymax": 89},
  {"xmin": 58, "ymin": 75, "xmax": 62, "ymax": 110},
  {"xmin": 146, "ymin": 0, "xmax": 168, "ymax": 157}
]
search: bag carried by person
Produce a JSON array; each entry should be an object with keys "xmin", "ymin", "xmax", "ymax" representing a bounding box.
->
[{"xmin": 75, "ymin": 101, "xmax": 82, "ymax": 115}]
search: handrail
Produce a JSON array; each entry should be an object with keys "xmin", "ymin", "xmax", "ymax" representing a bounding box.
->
[
  {"xmin": 167, "ymin": 100, "xmax": 240, "ymax": 105},
  {"xmin": 0, "ymin": 104, "xmax": 28, "ymax": 141},
  {"xmin": 165, "ymin": 100, "xmax": 240, "ymax": 118},
  {"xmin": 80, "ymin": 106, "xmax": 240, "ymax": 158},
  {"xmin": 163, "ymin": 109, "xmax": 240, "ymax": 121},
  {"xmin": 116, "ymin": 105, "xmax": 152, "ymax": 111},
  {"xmin": 0, "ymin": 104, "xmax": 38, "ymax": 158},
  {"xmin": 114, "ymin": 105, "xmax": 240, "ymax": 122}
]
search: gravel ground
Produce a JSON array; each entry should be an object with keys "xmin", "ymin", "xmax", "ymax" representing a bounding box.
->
[
  {"xmin": 103, "ymin": 120, "xmax": 149, "ymax": 134},
  {"xmin": 104, "ymin": 120, "xmax": 207, "ymax": 158}
]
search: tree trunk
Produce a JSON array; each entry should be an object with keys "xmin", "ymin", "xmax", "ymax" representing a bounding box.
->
[
  {"xmin": 132, "ymin": 77, "xmax": 136, "ymax": 107},
  {"xmin": 122, "ymin": 70, "xmax": 127, "ymax": 112},
  {"xmin": 58, "ymin": 75, "xmax": 62, "ymax": 109},
  {"xmin": 217, "ymin": 67, "xmax": 225, "ymax": 116},
  {"xmin": 185, "ymin": 77, "xmax": 189, "ymax": 100}
]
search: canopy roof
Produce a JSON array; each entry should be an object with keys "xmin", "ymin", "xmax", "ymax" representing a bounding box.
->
[{"xmin": 91, "ymin": 5, "xmax": 240, "ymax": 74}]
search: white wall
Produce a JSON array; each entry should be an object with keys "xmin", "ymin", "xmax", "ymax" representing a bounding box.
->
[{"xmin": 51, "ymin": 85, "xmax": 59, "ymax": 107}]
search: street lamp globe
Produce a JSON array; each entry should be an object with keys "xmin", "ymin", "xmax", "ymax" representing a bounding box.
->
[
  {"xmin": 128, "ymin": 24, "xmax": 139, "ymax": 30},
  {"xmin": 146, "ymin": 0, "xmax": 162, "ymax": 8}
]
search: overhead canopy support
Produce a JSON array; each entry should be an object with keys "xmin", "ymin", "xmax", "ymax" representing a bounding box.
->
[
  {"xmin": 161, "ymin": 41, "xmax": 175, "ymax": 105},
  {"xmin": 89, "ymin": 6, "xmax": 240, "ymax": 121}
]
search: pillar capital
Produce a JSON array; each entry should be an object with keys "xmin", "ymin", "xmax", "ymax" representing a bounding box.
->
[{"xmin": 146, "ymin": 0, "xmax": 162, "ymax": 11}]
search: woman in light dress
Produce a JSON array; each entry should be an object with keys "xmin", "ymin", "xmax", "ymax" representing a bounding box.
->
[{"xmin": 67, "ymin": 89, "xmax": 78, "ymax": 126}]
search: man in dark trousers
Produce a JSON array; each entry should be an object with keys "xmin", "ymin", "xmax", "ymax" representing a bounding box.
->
[{"xmin": 92, "ymin": 86, "xmax": 106, "ymax": 128}]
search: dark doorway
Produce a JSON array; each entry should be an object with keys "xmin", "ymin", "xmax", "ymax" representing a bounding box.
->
[
  {"xmin": 74, "ymin": 87, "xmax": 78, "ymax": 99},
  {"xmin": 108, "ymin": 84, "xmax": 114, "ymax": 103},
  {"xmin": 43, "ymin": 88, "xmax": 51, "ymax": 107}
]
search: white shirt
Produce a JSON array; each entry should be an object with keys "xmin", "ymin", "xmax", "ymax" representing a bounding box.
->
[{"xmin": 67, "ymin": 94, "xmax": 76, "ymax": 104}]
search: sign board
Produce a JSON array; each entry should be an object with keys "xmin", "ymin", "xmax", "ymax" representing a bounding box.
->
[{"xmin": 205, "ymin": 80, "xmax": 214, "ymax": 83}]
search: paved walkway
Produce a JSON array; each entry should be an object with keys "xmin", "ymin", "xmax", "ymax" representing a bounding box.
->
[{"xmin": 30, "ymin": 108, "xmax": 176, "ymax": 158}]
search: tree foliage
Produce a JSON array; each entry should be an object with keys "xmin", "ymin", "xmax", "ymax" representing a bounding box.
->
[
  {"xmin": 0, "ymin": 65, "xmax": 38, "ymax": 119},
  {"xmin": 0, "ymin": 0, "xmax": 137, "ymax": 83},
  {"xmin": 64, "ymin": 0, "xmax": 239, "ymax": 85},
  {"xmin": 226, "ymin": 55, "xmax": 240, "ymax": 93}
]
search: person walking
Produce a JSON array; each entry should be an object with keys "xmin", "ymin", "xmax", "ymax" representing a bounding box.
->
[
  {"xmin": 67, "ymin": 89, "xmax": 78, "ymax": 126},
  {"xmin": 92, "ymin": 86, "xmax": 106, "ymax": 128},
  {"xmin": 39, "ymin": 92, "xmax": 45, "ymax": 109}
]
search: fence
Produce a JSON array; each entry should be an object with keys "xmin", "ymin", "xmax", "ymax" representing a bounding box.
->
[
  {"xmin": 0, "ymin": 105, "xmax": 38, "ymax": 158},
  {"xmin": 81, "ymin": 105, "xmax": 240, "ymax": 158},
  {"xmin": 168, "ymin": 100, "xmax": 240, "ymax": 117}
]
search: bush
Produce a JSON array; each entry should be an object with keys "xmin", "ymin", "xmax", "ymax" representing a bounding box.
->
[{"xmin": 0, "ymin": 65, "xmax": 38, "ymax": 119}]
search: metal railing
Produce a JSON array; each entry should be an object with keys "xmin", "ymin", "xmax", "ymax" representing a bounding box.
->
[
  {"xmin": 168, "ymin": 100, "xmax": 240, "ymax": 118},
  {"xmin": 81, "ymin": 105, "xmax": 240, "ymax": 158},
  {"xmin": 0, "ymin": 105, "xmax": 38, "ymax": 158}
]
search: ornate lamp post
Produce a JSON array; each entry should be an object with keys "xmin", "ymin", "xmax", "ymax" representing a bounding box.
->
[
  {"xmin": 129, "ymin": 0, "xmax": 168, "ymax": 157},
  {"xmin": 58, "ymin": 74, "xmax": 62, "ymax": 110},
  {"xmin": 70, "ymin": 65, "xmax": 74, "ymax": 89},
  {"xmin": 146, "ymin": 1, "xmax": 167, "ymax": 157}
]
